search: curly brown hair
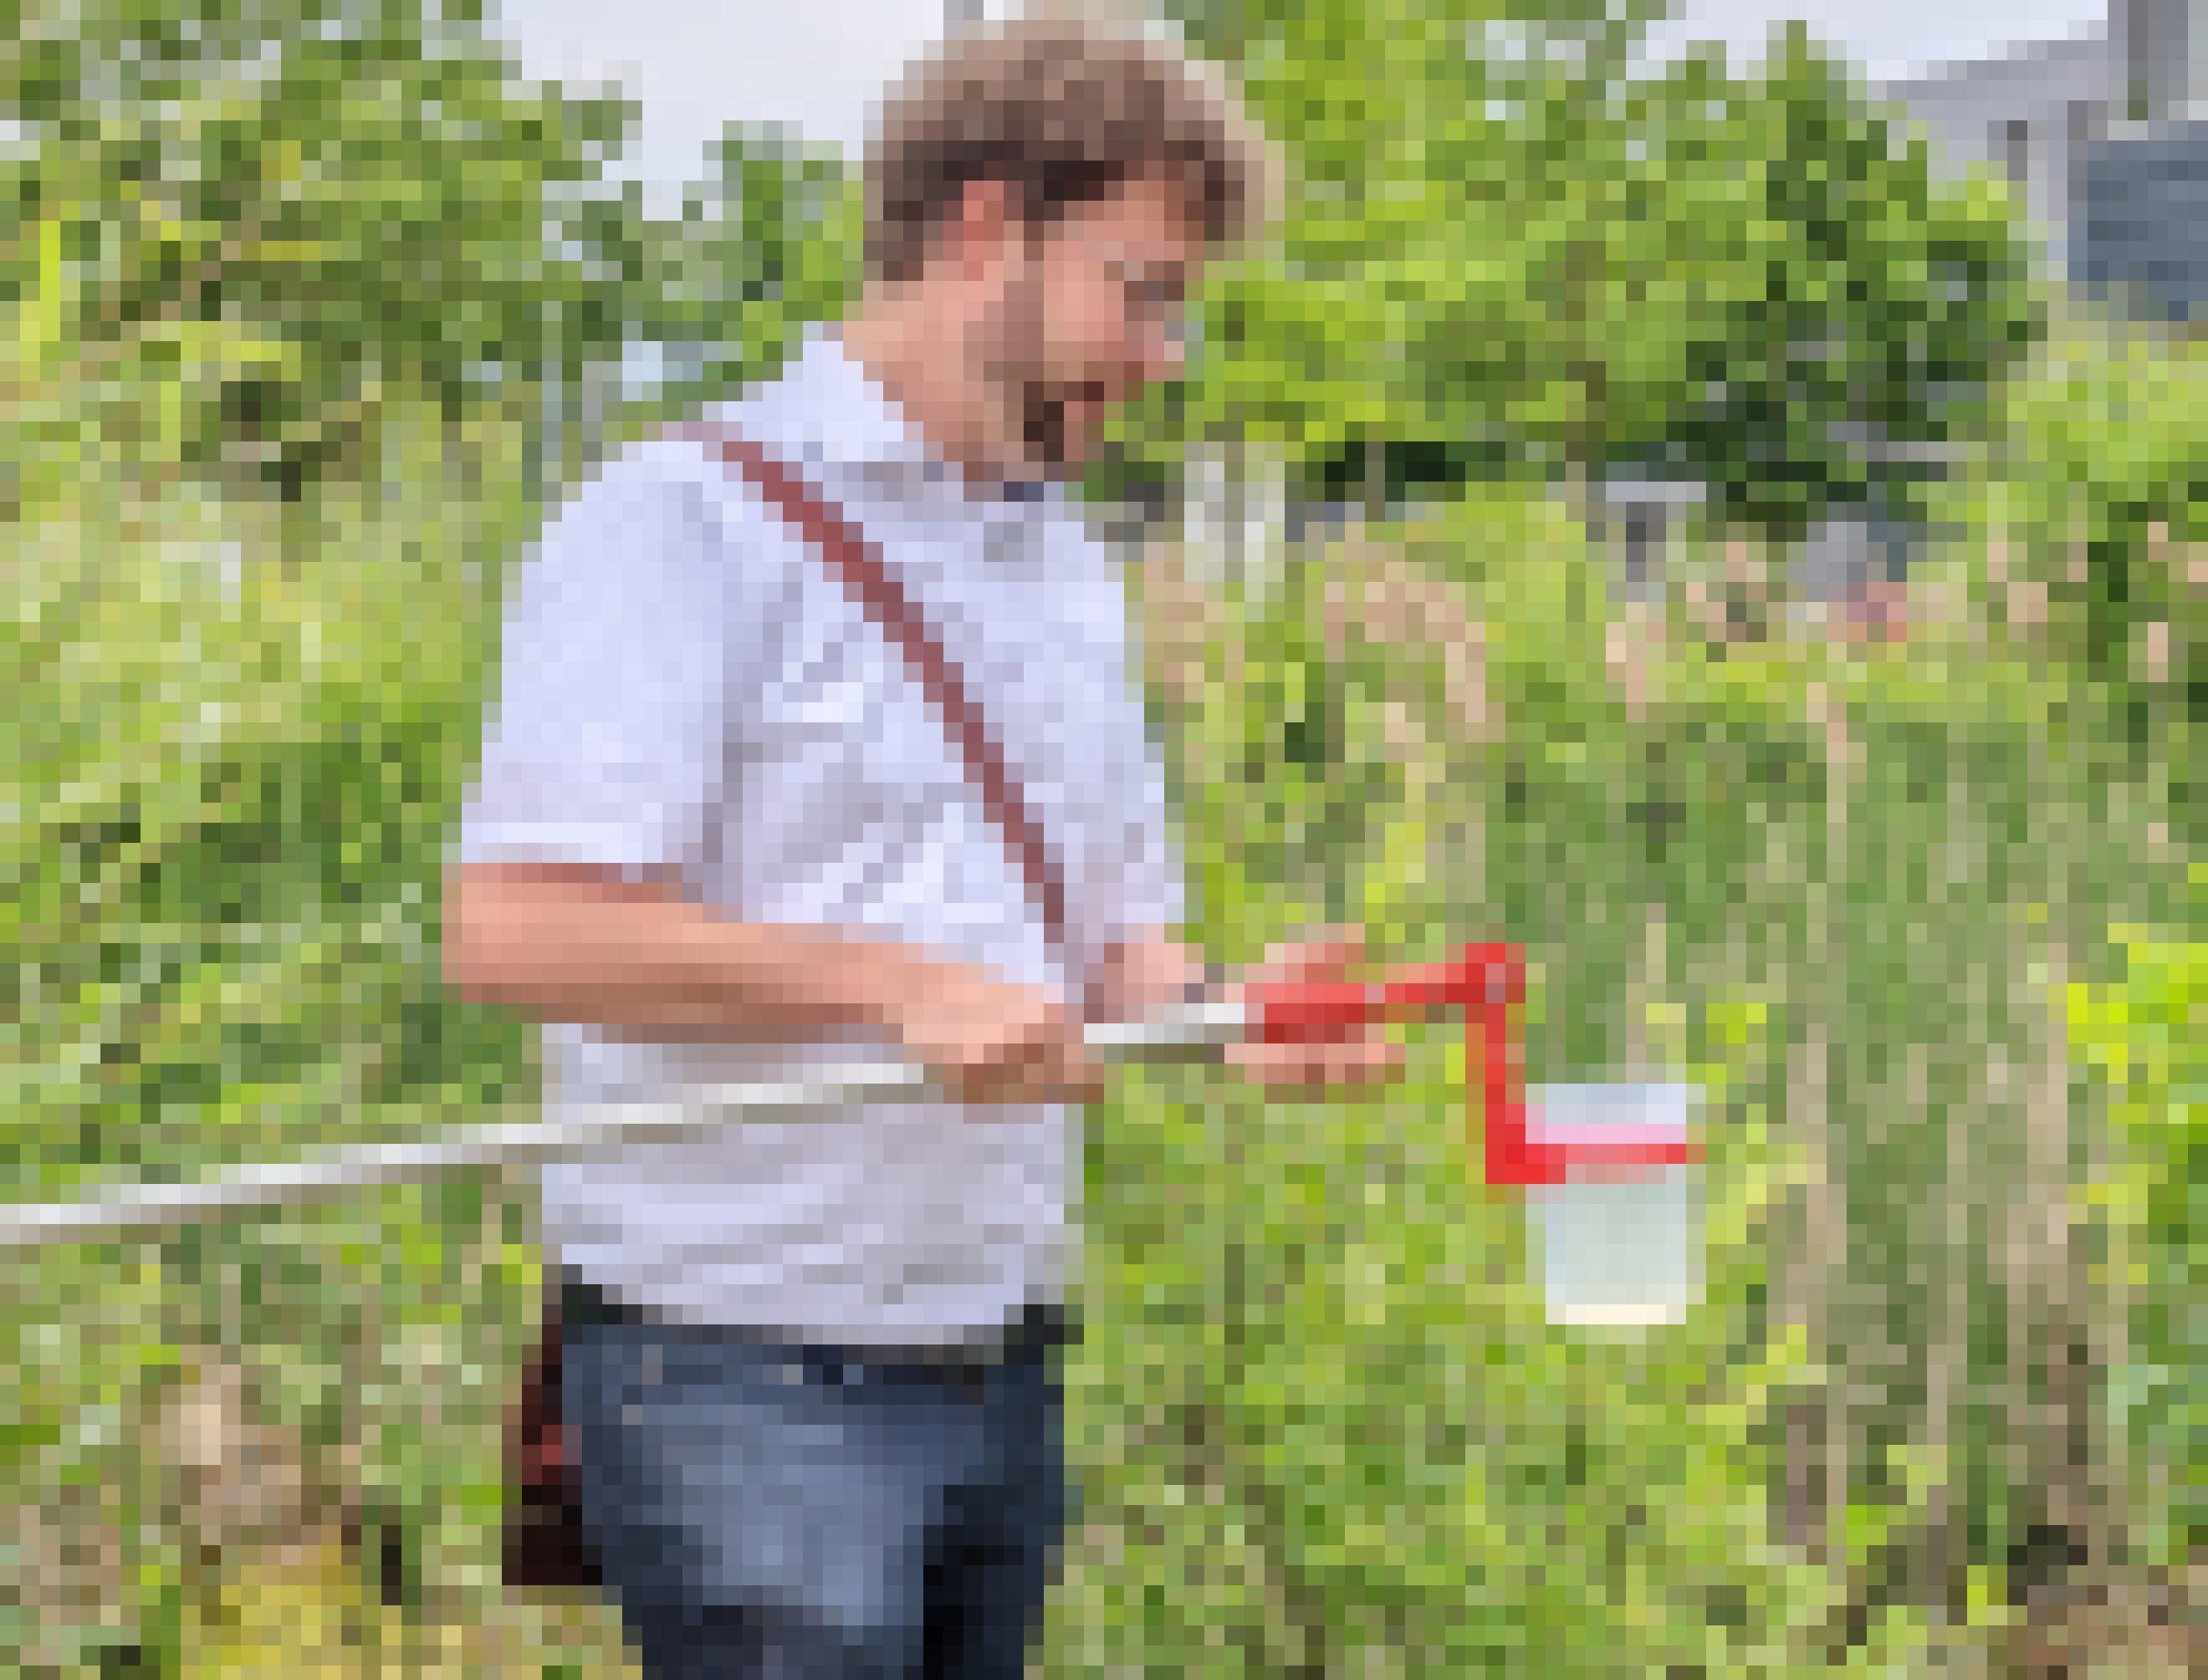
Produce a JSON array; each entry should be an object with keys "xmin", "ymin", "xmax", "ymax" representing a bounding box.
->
[{"xmin": 862, "ymin": 6, "xmax": 1280, "ymax": 287}]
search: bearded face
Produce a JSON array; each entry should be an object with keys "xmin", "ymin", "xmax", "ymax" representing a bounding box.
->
[
  {"xmin": 977, "ymin": 256, "xmax": 1102, "ymax": 477},
  {"xmin": 970, "ymin": 176, "xmax": 1196, "ymax": 480}
]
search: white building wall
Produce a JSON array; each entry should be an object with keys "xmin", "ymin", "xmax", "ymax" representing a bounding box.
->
[
  {"xmin": 1876, "ymin": 26, "xmax": 2116, "ymax": 274},
  {"xmin": 1876, "ymin": 3, "xmax": 2208, "ymax": 279}
]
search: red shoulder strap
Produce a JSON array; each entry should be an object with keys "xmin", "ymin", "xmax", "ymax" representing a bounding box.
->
[{"xmin": 675, "ymin": 423, "xmax": 1073, "ymax": 959}]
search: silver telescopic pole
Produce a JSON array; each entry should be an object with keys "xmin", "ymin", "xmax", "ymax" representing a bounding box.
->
[{"xmin": 0, "ymin": 1003, "xmax": 1249, "ymax": 1251}]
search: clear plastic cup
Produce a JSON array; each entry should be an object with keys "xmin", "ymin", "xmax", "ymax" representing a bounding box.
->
[{"xmin": 1524, "ymin": 1082, "xmax": 1701, "ymax": 1328}]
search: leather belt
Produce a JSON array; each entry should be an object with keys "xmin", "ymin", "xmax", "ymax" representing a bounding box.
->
[{"xmin": 557, "ymin": 1271, "xmax": 1077, "ymax": 1383}]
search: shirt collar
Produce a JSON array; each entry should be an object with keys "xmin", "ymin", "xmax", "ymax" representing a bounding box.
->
[{"xmin": 731, "ymin": 320, "xmax": 1065, "ymax": 515}]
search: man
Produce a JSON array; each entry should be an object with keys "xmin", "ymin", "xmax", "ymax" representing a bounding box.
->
[{"xmin": 447, "ymin": 12, "xmax": 1392, "ymax": 1677}]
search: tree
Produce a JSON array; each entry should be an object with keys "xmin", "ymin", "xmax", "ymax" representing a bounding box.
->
[
  {"xmin": 2, "ymin": 0, "xmax": 637, "ymax": 505},
  {"xmin": 1110, "ymin": 5, "xmax": 2041, "ymax": 539},
  {"xmin": 1623, "ymin": 27, "xmax": 2039, "ymax": 536},
  {"xmin": 606, "ymin": 120, "xmax": 863, "ymax": 441}
]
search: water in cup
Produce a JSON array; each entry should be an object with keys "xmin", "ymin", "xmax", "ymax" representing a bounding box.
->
[{"xmin": 1525, "ymin": 1081, "xmax": 1701, "ymax": 1328}]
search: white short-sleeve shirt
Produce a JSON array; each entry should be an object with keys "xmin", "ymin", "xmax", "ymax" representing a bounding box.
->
[{"xmin": 457, "ymin": 322, "xmax": 1183, "ymax": 1344}]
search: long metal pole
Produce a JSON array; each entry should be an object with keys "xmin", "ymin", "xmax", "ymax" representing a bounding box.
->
[{"xmin": 0, "ymin": 1005, "xmax": 1247, "ymax": 1251}]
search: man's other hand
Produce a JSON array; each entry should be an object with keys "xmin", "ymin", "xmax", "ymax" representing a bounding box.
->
[{"xmin": 1225, "ymin": 926, "xmax": 1405, "ymax": 1094}]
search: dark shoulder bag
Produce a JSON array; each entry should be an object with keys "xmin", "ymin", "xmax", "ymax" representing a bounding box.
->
[{"xmin": 503, "ymin": 425, "xmax": 1074, "ymax": 1593}]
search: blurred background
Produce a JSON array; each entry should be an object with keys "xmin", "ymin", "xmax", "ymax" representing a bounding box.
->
[{"xmin": 2, "ymin": 2, "xmax": 2200, "ymax": 1673}]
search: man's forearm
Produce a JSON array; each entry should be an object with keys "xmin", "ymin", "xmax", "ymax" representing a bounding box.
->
[{"xmin": 444, "ymin": 863, "xmax": 932, "ymax": 1040}]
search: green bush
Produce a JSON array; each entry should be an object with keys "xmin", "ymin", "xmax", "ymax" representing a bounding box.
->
[{"xmin": 2063, "ymin": 889, "xmax": 2206, "ymax": 1570}]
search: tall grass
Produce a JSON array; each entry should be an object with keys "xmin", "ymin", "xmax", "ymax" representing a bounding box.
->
[{"xmin": 3, "ymin": 402, "xmax": 2195, "ymax": 1672}]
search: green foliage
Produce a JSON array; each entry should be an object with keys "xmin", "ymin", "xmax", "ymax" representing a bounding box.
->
[
  {"xmin": 622, "ymin": 124, "xmax": 865, "ymax": 423},
  {"xmin": 9, "ymin": 452, "xmax": 2154, "ymax": 1673},
  {"xmin": 7, "ymin": 410, "xmax": 538, "ymax": 1193},
  {"xmin": 1122, "ymin": 458, "xmax": 2185, "ymax": 1665},
  {"xmin": 1629, "ymin": 28, "xmax": 2039, "ymax": 532},
  {"xmin": 1122, "ymin": 7, "xmax": 2040, "ymax": 535},
  {"xmin": 2, "ymin": 402, "xmax": 547, "ymax": 1664},
  {"xmin": 1057, "ymin": 1041, "xmax": 1831, "ymax": 1677},
  {"xmin": 2, "ymin": 0, "xmax": 637, "ymax": 507},
  {"xmin": 1, "ymin": 1, "xmax": 2192, "ymax": 1671},
  {"xmin": 1935, "ymin": 313, "xmax": 2206, "ymax": 843},
  {"xmin": 1, "ymin": 6, "xmax": 864, "ymax": 1666},
  {"xmin": 2063, "ymin": 886, "xmax": 2206, "ymax": 1567}
]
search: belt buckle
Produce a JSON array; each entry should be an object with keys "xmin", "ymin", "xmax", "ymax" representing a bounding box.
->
[
  {"xmin": 942, "ymin": 1334, "xmax": 988, "ymax": 1403},
  {"xmin": 947, "ymin": 1318, "xmax": 1012, "ymax": 1401}
]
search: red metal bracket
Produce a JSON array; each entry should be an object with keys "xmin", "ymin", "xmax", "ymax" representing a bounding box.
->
[{"xmin": 1245, "ymin": 942, "xmax": 1698, "ymax": 1188}]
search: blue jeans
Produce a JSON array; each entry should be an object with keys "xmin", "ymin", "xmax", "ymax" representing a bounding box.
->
[{"xmin": 559, "ymin": 1278, "xmax": 1076, "ymax": 1680}]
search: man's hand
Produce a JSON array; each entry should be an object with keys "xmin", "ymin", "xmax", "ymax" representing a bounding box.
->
[
  {"xmin": 1224, "ymin": 926, "xmax": 1404, "ymax": 1094},
  {"xmin": 886, "ymin": 958, "xmax": 1104, "ymax": 1108},
  {"xmin": 895, "ymin": 925, "xmax": 1403, "ymax": 1108},
  {"xmin": 1098, "ymin": 926, "xmax": 1405, "ymax": 1095}
]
